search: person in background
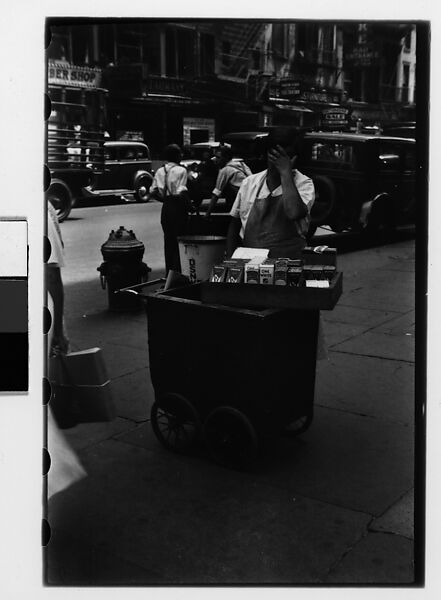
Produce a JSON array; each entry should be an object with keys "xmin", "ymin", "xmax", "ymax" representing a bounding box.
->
[
  {"xmin": 226, "ymin": 127, "xmax": 315, "ymax": 260},
  {"xmin": 46, "ymin": 201, "xmax": 86, "ymax": 498},
  {"xmin": 47, "ymin": 202, "xmax": 69, "ymax": 357},
  {"xmin": 191, "ymin": 149, "xmax": 219, "ymax": 211},
  {"xmin": 204, "ymin": 145, "xmax": 252, "ymax": 217},
  {"xmin": 148, "ymin": 144, "xmax": 192, "ymax": 275}
]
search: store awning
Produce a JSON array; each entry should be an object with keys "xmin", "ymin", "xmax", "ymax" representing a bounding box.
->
[
  {"xmin": 132, "ymin": 94, "xmax": 207, "ymax": 106},
  {"xmin": 275, "ymin": 103, "xmax": 314, "ymax": 113}
]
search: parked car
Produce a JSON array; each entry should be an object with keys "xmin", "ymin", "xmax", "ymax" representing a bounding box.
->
[
  {"xmin": 381, "ymin": 121, "xmax": 416, "ymax": 139},
  {"xmin": 222, "ymin": 130, "xmax": 416, "ymax": 237},
  {"xmin": 82, "ymin": 141, "xmax": 154, "ymax": 203},
  {"xmin": 181, "ymin": 141, "xmax": 223, "ymax": 171},
  {"xmin": 299, "ymin": 131, "xmax": 416, "ymax": 236}
]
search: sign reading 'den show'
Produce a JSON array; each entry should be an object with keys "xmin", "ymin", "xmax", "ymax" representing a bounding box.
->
[{"xmin": 48, "ymin": 61, "xmax": 102, "ymax": 88}]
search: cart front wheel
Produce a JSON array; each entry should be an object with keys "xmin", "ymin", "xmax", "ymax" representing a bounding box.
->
[
  {"xmin": 151, "ymin": 393, "xmax": 201, "ymax": 454},
  {"xmin": 204, "ymin": 406, "xmax": 258, "ymax": 469},
  {"xmin": 283, "ymin": 411, "xmax": 313, "ymax": 437}
]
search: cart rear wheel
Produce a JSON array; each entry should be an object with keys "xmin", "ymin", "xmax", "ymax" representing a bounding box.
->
[
  {"xmin": 204, "ymin": 406, "xmax": 258, "ymax": 469},
  {"xmin": 151, "ymin": 393, "xmax": 201, "ymax": 454},
  {"xmin": 283, "ymin": 412, "xmax": 313, "ymax": 437}
]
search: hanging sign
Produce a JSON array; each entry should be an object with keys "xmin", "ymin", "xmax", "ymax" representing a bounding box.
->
[
  {"xmin": 48, "ymin": 62, "xmax": 102, "ymax": 88},
  {"xmin": 320, "ymin": 107, "xmax": 350, "ymax": 129}
]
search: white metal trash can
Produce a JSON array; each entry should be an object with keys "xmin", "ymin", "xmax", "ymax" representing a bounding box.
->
[{"xmin": 177, "ymin": 235, "xmax": 226, "ymax": 283}]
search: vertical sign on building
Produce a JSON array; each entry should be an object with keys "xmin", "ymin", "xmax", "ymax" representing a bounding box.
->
[{"xmin": 0, "ymin": 219, "xmax": 28, "ymax": 391}]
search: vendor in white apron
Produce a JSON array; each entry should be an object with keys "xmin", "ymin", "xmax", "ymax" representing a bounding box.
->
[
  {"xmin": 226, "ymin": 128, "xmax": 314, "ymax": 259},
  {"xmin": 226, "ymin": 128, "xmax": 327, "ymax": 361}
]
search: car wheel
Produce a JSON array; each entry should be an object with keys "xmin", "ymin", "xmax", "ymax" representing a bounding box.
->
[
  {"xmin": 310, "ymin": 176, "xmax": 336, "ymax": 226},
  {"xmin": 47, "ymin": 184, "xmax": 72, "ymax": 222},
  {"xmin": 135, "ymin": 176, "xmax": 151, "ymax": 203}
]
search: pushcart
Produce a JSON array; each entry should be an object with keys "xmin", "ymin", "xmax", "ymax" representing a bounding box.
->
[{"xmin": 133, "ymin": 278, "xmax": 341, "ymax": 468}]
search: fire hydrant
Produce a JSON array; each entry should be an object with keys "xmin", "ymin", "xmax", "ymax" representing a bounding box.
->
[{"xmin": 97, "ymin": 226, "xmax": 151, "ymax": 311}]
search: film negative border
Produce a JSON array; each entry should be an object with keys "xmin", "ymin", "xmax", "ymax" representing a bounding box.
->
[{"xmin": 0, "ymin": 218, "xmax": 28, "ymax": 392}]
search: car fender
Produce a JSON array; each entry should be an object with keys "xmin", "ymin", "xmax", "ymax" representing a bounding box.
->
[
  {"xmin": 48, "ymin": 178, "xmax": 75, "ymax": 207},
  {"xmin": 48, "ymin": 178, "xmax": 73, "ymax": 198},
  {"xmin": 133, "ymin": 170, "xmax": 153, "ymax": 186},
  {"xmin": 359, "ymin": 193, "xmax": 390, "ymax": 227}
]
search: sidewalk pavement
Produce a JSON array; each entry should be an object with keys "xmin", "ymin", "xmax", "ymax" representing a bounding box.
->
[{"xmin": 46, "ymin": 236, "xmax": 417, "ymax": 586}]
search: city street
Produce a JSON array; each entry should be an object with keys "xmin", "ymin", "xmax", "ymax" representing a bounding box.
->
[{"xmin": 46, "ymin": 202, "xmax": 418, "ymax": 585}]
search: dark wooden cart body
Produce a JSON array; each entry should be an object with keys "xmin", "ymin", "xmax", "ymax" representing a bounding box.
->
[{"xmin": 143, "ymin": 283, "xmax": 319, "ymax": 435}]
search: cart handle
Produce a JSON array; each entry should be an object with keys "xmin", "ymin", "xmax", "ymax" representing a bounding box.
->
[{"xmin": 115, "ymin": 278, "xmax": 166, "ymax": 295}]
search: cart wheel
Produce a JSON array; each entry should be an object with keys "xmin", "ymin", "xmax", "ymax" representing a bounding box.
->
[
  {"xmin": 204, "ymin": 406, "xmax": 258, "ymax": 469},
  {"xmin": 151, "ymin": 393, "xmax": 201, "ymax": 454},
  {"xmin": 283, "ymin": 412, "xmax": 313, "ymax": 437}
]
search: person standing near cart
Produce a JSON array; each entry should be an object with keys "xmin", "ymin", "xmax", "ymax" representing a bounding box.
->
[
  {"xmin": 226, "ymin": 128, "xmax": 314, "ymax": 259},
  {"xmin": 148, "ymin": 144, "xmax": 192, "ymax": 275},
  {"xmin": 204, "ymin": 145, "xmax": 252, "ymax": 217}
]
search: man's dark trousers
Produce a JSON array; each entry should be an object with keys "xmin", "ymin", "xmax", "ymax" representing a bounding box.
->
[{"xmin": 160, "ymin": 197, "xmax": 188, "ymax": 274}]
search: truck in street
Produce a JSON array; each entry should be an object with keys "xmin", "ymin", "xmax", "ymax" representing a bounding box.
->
[{"xmin": 46, "ymin": 61, "xmax": 108, "ymax": 221}]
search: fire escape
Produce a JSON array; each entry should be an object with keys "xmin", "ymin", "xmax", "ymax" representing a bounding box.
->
[
  {"xmin": 217, "ymin": 21, "xmax": 265, "ymax": 80},
  {"xmin": 191, "ymin": 21, "xmax": 266, "ymax": 106}
]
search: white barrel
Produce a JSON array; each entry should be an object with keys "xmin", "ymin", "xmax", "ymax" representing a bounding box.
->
[{"xmin": 178, "ymin": 235, "xmax": 226, "ymax": 283}]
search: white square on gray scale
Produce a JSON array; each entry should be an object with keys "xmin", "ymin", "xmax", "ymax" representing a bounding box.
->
[{"xmin": 0, "ymin": 219, "xmax": 28, "ymax": 278}]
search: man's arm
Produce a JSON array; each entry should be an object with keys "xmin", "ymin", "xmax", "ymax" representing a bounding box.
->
[
  {"xmin": 268, "ymin": 145, "xmax": 307, "ymax": 220},
  {"xmin": 204, "ymin": 193, "xmax": 221, "ymax": 218},
  {"xmin": 205, "ymin": 167, "xmax": 227, "ymax": 217},
  {"xmin": 46, "ymin": 264, "xmax": 69, "ymax": 354},
  {"xmin": 226, "ymin": 217, "xmax": 242, "ymax": 258},
  {"xmin": 46, "ymin": 265, "xmax": 64, "ymax": 337}
]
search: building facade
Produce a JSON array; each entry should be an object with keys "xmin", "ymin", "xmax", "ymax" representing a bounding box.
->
[{"xmin": 47, "ymin": 20, "xmax": 417, "ymax": 157}]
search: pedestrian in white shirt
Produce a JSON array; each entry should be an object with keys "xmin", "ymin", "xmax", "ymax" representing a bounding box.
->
[
  {"xmin": 46, "ymin": 202, "xmax": 86, "ymax": 497},
  {"xmin": 205, "ymin": 146, "xmax": 252, "ymax": 217},
  {"xmin": 149, "ymin": 144, "xmax": 192, "ymax": 275}
]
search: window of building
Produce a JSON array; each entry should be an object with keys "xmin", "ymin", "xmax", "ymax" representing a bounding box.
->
[
  {"xmin": 402, "ymin": 63, "xmax": 410, "ymax": 103},
  {"xmin": 251, "ymin": 49, "xmax": 261, "ymax": 71},
  {"xmin": 200, "ymin": 33, "xmax": 215, "ymax": 76},
  {"xmin": 97, "ymin": 24, "xmax": 116, "ymax": 66},
  {"xmin": 177, "ymin": 28, "xmax": 195, "ymax": 78},
  {"xmin": 116, "ymin": 27, "xmax": 142, "ymax": 65},
  {"xmin": 403, "ymin": 30, "xmax": 412, "ymax": 52},
  {"xmin": 71, "ymin": 26, "xmax": 93, "ymax": 65},
  {"xmin": 222, "ymin": 41, "xmax": 231, "ymax": 67},
  {"xmin": 296, "ymin": 23, "xmax": 318, "ymax": 57},
  {"xmin": 165, "ymin": 29, "xmax": 177, "ymax": 77},
  {"xmin": 141, "ymin": 27, "xmax": 161, "ymax": 75},
  {"xmin": 47, "ymin": 27, "xmax": 71, "ymax": 62},
  {"xmin": 272, "ymin": 23, "xmax": 287, "ymax": 57}
]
